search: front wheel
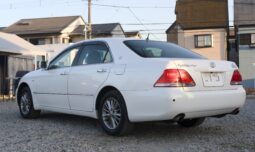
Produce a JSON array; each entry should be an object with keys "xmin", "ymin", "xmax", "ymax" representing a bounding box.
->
[
  {"xmin": 18, "ymin": 87, "xmax": 40, "ymax": 119},
  {"xmin": 178, "ymin": 118, "xmax": 205, "ymax": 127},
  {"xmin": 98, "ymin": 90, "xmax": 133, "ymax": 136}
]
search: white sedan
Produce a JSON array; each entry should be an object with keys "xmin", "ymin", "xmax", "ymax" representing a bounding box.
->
[{"xmin": 16, "ymin": 38, "xmax": 246, "ymax": 135}]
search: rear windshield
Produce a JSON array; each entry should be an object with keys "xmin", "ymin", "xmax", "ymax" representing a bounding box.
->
[{"xmin": 124, "ymin": 40, "xmax": 204, "ymax": 59}]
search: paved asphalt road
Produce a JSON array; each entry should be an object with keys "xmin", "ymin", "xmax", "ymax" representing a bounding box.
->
[{"xmin": 0, "ymin": 98, "xmax": 254, "ymax": 152}]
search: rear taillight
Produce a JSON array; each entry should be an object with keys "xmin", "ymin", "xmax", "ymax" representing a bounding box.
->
[
  {"xmin": 154, "ymin": 69, "xmax": 195, "ymax": 87},
  {"xmin": 231, "ymin": 70, "xmax": 242, "ymax": 85}
]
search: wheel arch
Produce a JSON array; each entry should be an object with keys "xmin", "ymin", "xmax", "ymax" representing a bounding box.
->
[
  {"xmin": 95, "ymin": 86, "xmax": 120, "ymax": 110},
  {"xmin": 95, "ymin": 85, "xmax": 131, "ymax": 117},
  {"xmin": 17, "ymin": 82, "xmax": 30, "ymax": 104}
]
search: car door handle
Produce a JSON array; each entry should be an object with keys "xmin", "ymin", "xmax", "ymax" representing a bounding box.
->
[
  {"xmin": 97, "ymin": 69, "xmax": 107, "ymax": 73},
  {"xmin": 60, "ymin": 72, "xmax": 69, "ymax": 76}
]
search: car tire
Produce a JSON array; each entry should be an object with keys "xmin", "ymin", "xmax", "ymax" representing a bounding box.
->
[
  {"xmin": 18, "ymin": 87, "xmax": 40, "ymax": 119},
  {"xmin": 178, "ymin": 118, "xmax": 205, "ymax": 128},
  {"xmin": 98, "ymin": 90, "xmax": 133, "ymax": 136}
]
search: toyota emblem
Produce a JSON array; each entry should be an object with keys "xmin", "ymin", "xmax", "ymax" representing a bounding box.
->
[{"xmin": 210, "ymin": 62, "xmax": 216, "ymax": 68}]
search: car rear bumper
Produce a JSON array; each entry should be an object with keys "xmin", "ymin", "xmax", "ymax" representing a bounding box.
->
[{"xmin": 121, "ymin": 87, "xmax": 246, "ymax": 122}]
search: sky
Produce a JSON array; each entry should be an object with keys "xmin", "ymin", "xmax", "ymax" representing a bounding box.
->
[{"xmin": 0, "ymin": 0, "xmax": 234, "ymax": 41}]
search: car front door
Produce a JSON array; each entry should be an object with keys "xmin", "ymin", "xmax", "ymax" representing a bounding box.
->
[
  {"xmin": 68, "ymin": 42, "xmax": 113, "ymax": 112},
  {"xmin": 35, "ymin": 46, "xmax": 80, "ymax": 109}
]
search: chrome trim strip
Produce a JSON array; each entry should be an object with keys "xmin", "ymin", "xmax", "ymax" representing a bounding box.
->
[{"xmin": 33, "ymin": 92, "xmax": 94, "ymax": 96}]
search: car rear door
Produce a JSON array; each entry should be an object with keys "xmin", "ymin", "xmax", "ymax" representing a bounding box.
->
[{"xmin": 68, "ymin": 42, "xmax": 113, "ymax": 112}]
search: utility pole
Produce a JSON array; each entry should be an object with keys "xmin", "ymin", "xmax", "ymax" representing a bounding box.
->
[
  {"xmin": 235, "ymin": 25, "xmax": 240, "ymax": 67},
  {"xmin": 87, "ymin": 0, "xmax": 92, "ymax": 39},
  {"xmin": 226, "ymin": 0, "xmax": 230, "ymax": 62}
]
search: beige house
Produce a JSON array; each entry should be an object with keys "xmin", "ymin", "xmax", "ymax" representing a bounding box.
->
[
  {"xmin": 3, "ymin": 17, "xmax": 127, "ymax": 44},
  {"xmin": 3, "ymin": 16, "xmax": 127, "ymax": 61},
  {"xmin": 71, "ymin": 23, "xmax": 126, "ymax": 39},
  {"xmin": 166, "ymin": 0, "xmax": 229, "ymax": 60},
  {"xmin": 3, "ymin": 16, "xmax": 86, "ymax": 45},
  {"xmin": 125, "ymin": 31, "xmax": 142, "ymax": 39},
  {"xmin": 168, "ymin": 26, "xmax": 227, "ymax": 60}
]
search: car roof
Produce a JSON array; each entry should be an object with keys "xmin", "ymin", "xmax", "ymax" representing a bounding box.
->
[{"xmin": 76, "ymin": 37, "xmax": 140, "ymax": 44}]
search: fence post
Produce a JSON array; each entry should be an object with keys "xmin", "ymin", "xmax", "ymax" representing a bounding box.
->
[
  {"xmin": 9, "ymin": 77, "xmax": 13, "ymax": 100},
  {"xmin": 253, "ymin": 63, "xmax": 255, "ymax": 89},
  {"xmin": 0, "ymin": 76, "xmax": 1, "ymax": 101}
]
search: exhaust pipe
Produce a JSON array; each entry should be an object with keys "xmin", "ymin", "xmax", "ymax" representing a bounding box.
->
[
  {"xmin": 172, "ymin": 114, "xmax": 185, "ymax": 122},
  {"xmin": 230, "ymin": 108, "xmax": 239, "ymax": 115},
  {"xmin": 212, "ymin": 108, "xmax": 240, "ymax": 118}
]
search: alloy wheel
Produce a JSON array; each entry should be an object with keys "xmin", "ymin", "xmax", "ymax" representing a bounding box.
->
[
  {"xmin": 102, "ymin": 97, "xmax": 121, "ymax": 129},
  {"xmin": 20, "ymin": 92, "xmax": 31, "ymax": 115}
]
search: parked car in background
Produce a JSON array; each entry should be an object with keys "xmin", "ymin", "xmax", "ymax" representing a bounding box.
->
[
  {"xmin": 14, "ymin": 71, "xmax": 30, "ymax": 95},
  {"xmin": 16, "ymin": 38, "xmax": 246, "ymax": 135}
]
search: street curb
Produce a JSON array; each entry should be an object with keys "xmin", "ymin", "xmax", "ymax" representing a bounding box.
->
[{"xmin": 246, "ymin": 95, "xmax": 255, "ymax": 99}]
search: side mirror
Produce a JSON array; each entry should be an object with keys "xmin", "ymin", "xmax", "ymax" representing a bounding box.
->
[{"xmin": 40, "ymin": 61, "xmax": 47, "ymax": 69}]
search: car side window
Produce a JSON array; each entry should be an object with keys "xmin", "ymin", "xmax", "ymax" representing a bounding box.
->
[
  {"xmin": 49, "ymin": 47, "xmax": 80, "ymax": 69},
  {"xmin": 76, "ymin": 44, "xmax": 113, "ymax": 65}
]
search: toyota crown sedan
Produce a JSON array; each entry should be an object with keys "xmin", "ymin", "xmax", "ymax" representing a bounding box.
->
[{"xmin": 16, "ymin": 38, "xmax": 246, "ymax": 135}]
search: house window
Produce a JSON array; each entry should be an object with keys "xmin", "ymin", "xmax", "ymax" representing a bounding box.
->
[
  {"xmin": 194, "ymin": 34, "xmax": 212, "ymax": 48},
  {"xmin": 239, "ymin": 34, "xmax": 251, "ymax": 45},
  {"xmin": 29, "ymin": 38, "xmax": 52, "ymax": 45},
  {"xmin": 30, "ymin": 38, "xmax": 45, "ymax": 45}
]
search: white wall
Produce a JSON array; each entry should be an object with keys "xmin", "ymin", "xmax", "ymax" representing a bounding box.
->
[
  {"xmin": 238, "ymin": 27, "xmax": 255, "ymax": 88},
  {"xmin": 38, "ymin": 44, "xmax": 71, "ymax": 61},
  {"xmin": 239, "ymin": 46, "xmax": 255, "ymax": 88}
]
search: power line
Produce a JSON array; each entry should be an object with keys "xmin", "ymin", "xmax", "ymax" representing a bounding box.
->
[
  {"xmin": 0, "ymin": 28, "xmax": 238, "ymax": 35},
  {"xmin": 1, "ymin": 23, "xmax": 254, "ymax": 34},
  {"xmin": 122, "ymin": 19, "xmax": 255, "ymax": 26},
  {"xmin": 2, "ymin": 0, "xmax": 255, "ymax": 10},
  {"xmin": 90, "ymin": 3, "xmax": 174, "ymax": 9},
  {"xmin": 127, "ymin": 7, "xmax": 159, "ymax": 40},
  {"xmin": 8, "ymin": 0, "xmax": 253, "ymax": 9},
  {"xmin": 1, "ymin": 0, "xmax": 255, "ymax": 38},
  {"xmin": 0, "ymin": 0, "xmax": 175, "ymax": 10},
  {"xmin": 3, "ymin": 0, "xmax": 255, "ymax": 10}
]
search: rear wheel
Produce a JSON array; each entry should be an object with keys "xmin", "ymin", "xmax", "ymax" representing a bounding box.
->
[
  {"xmin": 18, "ymin": 87, "xmax": 40, "ymax": 118},
  {"xmin": 98, "ymin": 90, "xmax": 133, "ymax": 136},
  {"xmin": 178, "ymin": 118, "xmax": 205, "ymax": 127}
]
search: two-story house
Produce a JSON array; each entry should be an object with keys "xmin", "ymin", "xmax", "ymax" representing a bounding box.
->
[
  {"xmin": 125, "ymin": 31, "xmax": 142, "ymax": 39},
  {"xmin": 166, "ymin": 0, "xmax": 229, "ymax": 60},
  {"xmin": 71, "ymin": 23, "xmax": 126, "ymax": 39},
  {"xmin": 3, "ymin": 16, "xmax": 126, "ymax": 60},
  {"xmin": 3, "ymin": 16, "xmax": 127, "ymax": 45},
  {"xmin": 3, "ymin": 16, "xmax": 86, "ymax": 45}
]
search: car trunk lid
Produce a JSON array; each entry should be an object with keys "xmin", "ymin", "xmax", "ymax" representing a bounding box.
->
[{"xmin": 173, "ymin": 59, "xmax": 239, "ymax": 91}]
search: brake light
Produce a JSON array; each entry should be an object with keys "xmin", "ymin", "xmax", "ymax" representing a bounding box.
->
[
  {"xmin": 231, "ymin": 70, "xmax": 242, "ymax": 85},
  {"xmin": 154, "ymin": 69, "xmax": 195, "ymax": 87}
]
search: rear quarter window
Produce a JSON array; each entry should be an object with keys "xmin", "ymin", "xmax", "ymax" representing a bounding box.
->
[{"xmin": 124, "ymin": 40, "xmax": 204, "ymax": 59}]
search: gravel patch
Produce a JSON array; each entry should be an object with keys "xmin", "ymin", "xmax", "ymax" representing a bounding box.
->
[{"xmin": 0, "ymin": 99, "xmax": 254, "ymax": 152}]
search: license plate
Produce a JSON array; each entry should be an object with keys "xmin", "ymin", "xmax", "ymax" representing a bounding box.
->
[{"xmin": 202, "ymin": 72, "xmax": 224, "ymax": 87}]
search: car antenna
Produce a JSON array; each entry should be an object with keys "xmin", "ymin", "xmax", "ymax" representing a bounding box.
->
[{"xmin": 146, "ymin": 33, "xmax": 150, "ymax": 41}]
